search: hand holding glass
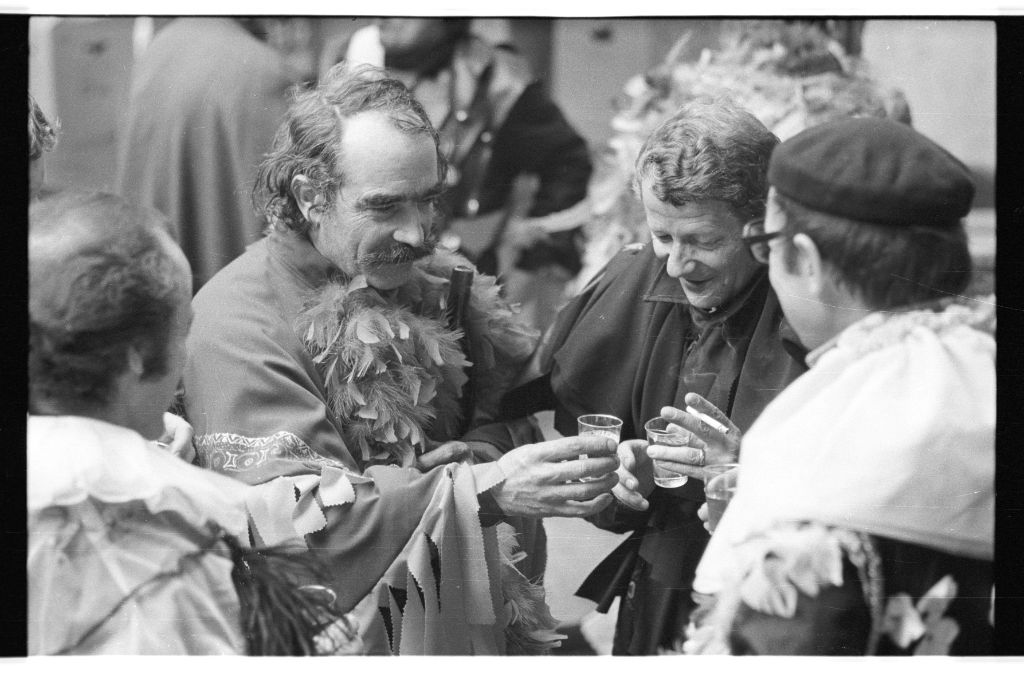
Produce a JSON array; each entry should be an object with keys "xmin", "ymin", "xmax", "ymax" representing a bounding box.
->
[
  {"xmin": 577, "ymin": 415, "xmax": 622, "ymax": 480},
  {"xmin": 704, "ymin": 463, "xmax": 740, "ymax": 531},
  {"xmin": 644, "ymin": 416, "xmax": 690, "ymax": 488}
]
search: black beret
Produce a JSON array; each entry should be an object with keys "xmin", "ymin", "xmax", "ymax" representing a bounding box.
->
[{"xmin": 768, "ymin": 117, "xmax": 974, "ymax": 227}]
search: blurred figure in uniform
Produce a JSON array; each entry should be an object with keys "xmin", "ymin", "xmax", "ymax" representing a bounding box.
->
[{"xmin": 329, "ymin": 18, "xmax": 593, "ymax": 330}]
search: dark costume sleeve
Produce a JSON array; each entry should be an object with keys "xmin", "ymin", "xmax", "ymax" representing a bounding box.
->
[{"xmin": 491, "ymin": 82, "xmax": 592, "ymax": 220}]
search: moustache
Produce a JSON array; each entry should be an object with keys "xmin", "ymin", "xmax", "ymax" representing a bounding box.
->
[{"xmin": 359, "ymin": 237, "xmax": 437, "ymax": 266}]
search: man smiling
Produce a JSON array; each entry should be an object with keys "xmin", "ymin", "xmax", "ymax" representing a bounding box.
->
[
  {"xmin": 505, "ymin": 98, "xmax": 807, "ymax": 654},
  {"xmin": 182, "ymin": 64, "xmax": 620, "ymax": 655}
]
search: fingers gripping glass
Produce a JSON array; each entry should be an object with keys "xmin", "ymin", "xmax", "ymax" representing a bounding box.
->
[{"xmin": 741, "ymin": 218, "xmax": 788, "ymax": 264}]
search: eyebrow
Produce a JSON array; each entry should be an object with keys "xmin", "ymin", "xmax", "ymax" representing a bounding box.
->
[{"xmin": 354, "ymin": 184, "xmax": 445, "ymax": 210}]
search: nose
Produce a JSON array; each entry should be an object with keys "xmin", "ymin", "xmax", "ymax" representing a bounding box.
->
[
  {"xmin": 665, "ymin": 244, "xmax": 700, "ymax": 279},
  {"xmin": 392, "ymin": 209, "xmax": 426, "ymax": 247}
]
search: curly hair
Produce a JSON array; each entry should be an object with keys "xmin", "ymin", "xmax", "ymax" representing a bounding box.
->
[
  {"xmin": 253, "ymin": 62, "xmax": 445, "ymax": 234},
  {"xmin": 773, "ymin": 191, "xmax": 973, "ymax": 309},
  {"xmin": 29, "ymin": 192, "xmax": 184, "ymax": 409},
  {"xmin": 634, "ymin": 97, "xmax": 779, "ymax": 221},
  {"xmin": 29, "ymin": 94, "xmax": 58, "ymax": 160}
]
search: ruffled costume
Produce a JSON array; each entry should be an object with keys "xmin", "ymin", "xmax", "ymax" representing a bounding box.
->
[{"xmin": 686, "ymin": 297, "xmax": 995, "ymax": 655}]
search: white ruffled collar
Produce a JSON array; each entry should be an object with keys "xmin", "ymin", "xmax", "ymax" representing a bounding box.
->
[
  {"xmin": 28, "ymin": 415, "xmax": 251, "ymax": 539},
  {"xmin": 806, "ymin": 295, "xmax": 995, "ymax": 368}
]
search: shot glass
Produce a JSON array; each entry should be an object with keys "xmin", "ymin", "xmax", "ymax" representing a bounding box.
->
[
  {"xmin": 644, "ymin": 416, "xmax": 690, "ymax": 488},
  {"xmin": 703, "ymin": 463, "xmax": 740, "ymax": 532},
  {"xmin": 577, "ymin": 414, "xmax": 622, "ymax": 481}
]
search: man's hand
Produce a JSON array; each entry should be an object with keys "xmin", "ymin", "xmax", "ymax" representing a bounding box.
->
[
  {"xmin": 492, "ymin": 436, "xmax": 619, "ymax": 518},
  {"xmin": 697, "ymin": 502, "xmax": 712, "ymax": 535},
  {"xmin": 415, "ymin": 441, "xmax": 473, "ymax": 472},
  {"xmin": 611, "ymin": 439, "xmax": 654, "ymax": 511},
  {"xmin": 156, "ymin": 412, "xmax": 196, "ymax": 463},
  {"xmin": 647, "ymin": 394, "xmax": 741, "ymax": 479}
]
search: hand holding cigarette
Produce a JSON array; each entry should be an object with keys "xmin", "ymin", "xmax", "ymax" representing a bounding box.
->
[{"xmin": 646, "ymin": 394, "xmax": 741, "ymax": 478}]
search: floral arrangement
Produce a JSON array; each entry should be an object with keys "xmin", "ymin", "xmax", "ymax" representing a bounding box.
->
[{"xmin": 575, "ymin": 20, "xmax": 909, "ymax": 290}]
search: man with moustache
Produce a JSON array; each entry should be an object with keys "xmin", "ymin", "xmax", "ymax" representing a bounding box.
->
[
  {"xmin": 337, "ymin": 18, "xmax": 593, "ymax": 329},
  {"xmin": 182, "ymin": 63, "xmax": 619, "ymax": 655}
]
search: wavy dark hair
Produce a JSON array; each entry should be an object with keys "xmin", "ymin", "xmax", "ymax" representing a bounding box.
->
[
  {"xmin": 634, "ymin": 97, "xmax": 779, "ymax": 222},
  {"xmin": 29, "ymin": 192, "xmax": 183, "ymax": 409},
  {"xmin": 253, "ymin": 62, "xmax": 445, "ymax": 234},
  {"xmin": 773, "ymin": 191, "xmax": 973, "ymax": 309}
]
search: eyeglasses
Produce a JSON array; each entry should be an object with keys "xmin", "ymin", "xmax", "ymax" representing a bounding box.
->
[{"xmin": 741, "ymin": 218, "xmax": 788, "ymax": 264}]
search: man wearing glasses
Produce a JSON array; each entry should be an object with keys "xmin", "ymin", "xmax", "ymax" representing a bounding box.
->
[
  {"xmin": 687, "ymin": 117, "xmax": 992, "ymax": 655},
  {"xmin": 505, "ymin": 98, "xmax": 807, "ymax": 654}
]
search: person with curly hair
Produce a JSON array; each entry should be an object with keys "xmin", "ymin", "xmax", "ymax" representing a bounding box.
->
[
  {"xmin": 503, "ymin": 97, "xmax": 807, "ymax": 654},
  {"xmin": 182, "ymin": 62, "xmax": 620, "ymax": 655},
  {"xmin": 334, "ymin": 18, "xmax": 594, "ymax": 330}
]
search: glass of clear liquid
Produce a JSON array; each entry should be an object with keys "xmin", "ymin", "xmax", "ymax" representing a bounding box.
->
[
  {"xmin": 644, "ymin": 416, "xmax": 690, "ymax": 488},
  {"xmin": 704, "ymin": 463, "xmax": 740, "ymax": 531}
]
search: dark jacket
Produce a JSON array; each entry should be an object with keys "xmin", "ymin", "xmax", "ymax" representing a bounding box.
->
[
  {"xmin": 420, "ymin": 37, "xmax": 592, "ymax": 276},
  {"xmin": 504, "ymin": 243, "xmax": 806, "ymax": 654}
]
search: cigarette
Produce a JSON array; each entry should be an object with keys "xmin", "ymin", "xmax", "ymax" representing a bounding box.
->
[{"xmin": 686, "ymin": 406, "xmax": 729, "ymax": 434}]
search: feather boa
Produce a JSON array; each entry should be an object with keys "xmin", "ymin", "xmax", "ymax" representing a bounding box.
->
[
  {"xmin": 296, "ymin": 248, "xmax": 538, "ymax": 466},
  {"xmin": 295, "ymin": 251, "xmax": 556, "ymax": 653}
]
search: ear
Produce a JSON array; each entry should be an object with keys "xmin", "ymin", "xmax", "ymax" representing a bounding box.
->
[
  {"xmin": 290, "ymin": 175, "xmax": 325, "ymax": 225},
  {"xmin": 790, "ymin": 232, "xmax": 826, "ymax": 295},
  {"xmin": 126, "ymin": 345, "xmax": 146, "ymax": 376}
]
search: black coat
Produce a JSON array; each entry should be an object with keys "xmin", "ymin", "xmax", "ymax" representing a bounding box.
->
[{"xmin": 505, "ymin": 243, "xmax": 807, "ymax": 654}]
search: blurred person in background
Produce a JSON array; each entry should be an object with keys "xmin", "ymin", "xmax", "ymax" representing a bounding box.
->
[
  {"xmin": 181, "ymin": 63, "xmax": 620, "ymax": 655},
  {"xmin": 29, "ymin": 191, "xmax": 361, "ymax": 655},
  {"xmin": 503, "ymin": 98, "xmax": 806, "ymax": 655},
  {"xmin": 685, "ymin": 118, "xmax": 992, "ymax": 655},
  {"xmin": 115, "ymin": 17, "xmax": 297, "ymax": 290},
  {"xmin": 331, "ymin": 18, "xmax": 593, "ymax": 330}
]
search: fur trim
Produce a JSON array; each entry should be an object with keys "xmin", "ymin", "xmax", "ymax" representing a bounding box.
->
[{"xmin": 295, "ymin": 251, "xmax": 537, "ymax": 466}]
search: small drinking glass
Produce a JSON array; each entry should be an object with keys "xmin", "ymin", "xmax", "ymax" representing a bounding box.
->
[
  {"xmin": 577, "ymin": 414, "xmax": 622, "ymax": 481},
  {"xmin": 644, "ymin": 416, "xmax": 690, "ymax": 488},
  {"xmin": 703, "ymin": 463, "xmax": 740, "ymax": 532},
  {"xmin": 577, "ymin": 414, "xmax": 623, "ymax": 443}
]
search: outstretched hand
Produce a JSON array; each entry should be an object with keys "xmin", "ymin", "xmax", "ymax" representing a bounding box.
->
[{"xmin": 493, "ymin": 435, "xmax": 620, "ymax": 518}]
